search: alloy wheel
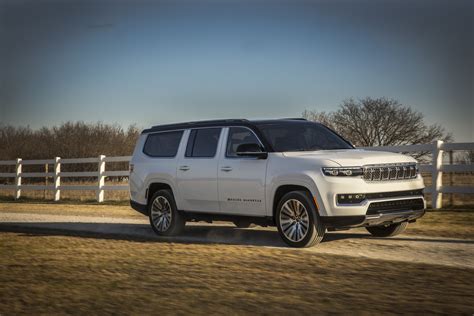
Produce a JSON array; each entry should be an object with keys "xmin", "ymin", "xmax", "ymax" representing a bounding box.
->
[
  {"xmin": 150, "ymin": 196, "xmax": 172, "ymax": 232},
  {"xmin": 279, "ymin": 199, "xmax": 310, "ymax": 242}
]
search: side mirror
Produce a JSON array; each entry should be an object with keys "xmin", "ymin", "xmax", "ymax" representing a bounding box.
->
[{"xmin": 236, "ymin": 143, "xmax": 268, "ymax": 159}]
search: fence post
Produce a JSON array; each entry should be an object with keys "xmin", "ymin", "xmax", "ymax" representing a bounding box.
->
[
  {"xmin": 44, "ymin": 163, "xmax": 49, "ymax": 200},
  {"xmin": 15, "ymin": 158, "xmax": 22, "ymax": 200},
  {"xmin": 97, "ymin": 155, "xmax": 106, "ymax": 202},
  {"xmin": 449, "ymin": 150, "xmax": 453, "ymax": 207},
  {"xmin": 54, "ymin": 157, "xmax": 61, "ymax": 201},
  {"xmin": 432, "ymin": 140, "xmax": 444, "ymax": 209}
]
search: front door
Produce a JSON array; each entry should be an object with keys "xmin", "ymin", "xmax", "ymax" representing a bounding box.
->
[{"xmin": 218, "ymin": 127, "xmax": 268, "ymax": 216}]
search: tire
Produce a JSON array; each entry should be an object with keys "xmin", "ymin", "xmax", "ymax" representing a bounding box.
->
[
  {"xmin": 233, "ymin": 219, "xmax": 255, "ymax": 229},
  {"xmin": 148, "ymin": 189, "xmax": 185, "ymax": 236},
  {"xmin": 276, "ymin": 190, "xmax": 325, "ymax": 248},
  {"xmin": 366, "ymin": 221, "xmax": 408, "ymax": 237}
]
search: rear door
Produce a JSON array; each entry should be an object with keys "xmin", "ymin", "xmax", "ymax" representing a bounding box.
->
[
  {"xmin": 176, "ymin": 128, "xmax": 222, "ymax": 213},
  {"xmin": 217, "ymin": 127, "xmax": 268, "ymax": 216}
]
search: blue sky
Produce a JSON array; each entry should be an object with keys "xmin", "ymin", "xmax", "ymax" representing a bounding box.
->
[{"xmin": 1, "ymin": 0, "xmax": 473, "ymax": 141}]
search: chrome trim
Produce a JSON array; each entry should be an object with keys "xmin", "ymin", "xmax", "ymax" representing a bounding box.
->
[
  {"xmin": 363, "ymin": 209, "xmax": 425, "ymax": 226},
  {"xmin": 363, "ymin": 163, "xmax": 417, "ymax": 181}
]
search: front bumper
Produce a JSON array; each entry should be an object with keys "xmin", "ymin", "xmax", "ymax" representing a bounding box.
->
[
  {"xmin": 321, "ymin": 208, "xmax": 425, "ymax": 229},
  {"xmin": 314, "ymin": 173, "xmax": 426, "ymax": 217}
]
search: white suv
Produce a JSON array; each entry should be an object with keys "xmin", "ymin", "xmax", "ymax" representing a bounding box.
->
[{"xmin": 130, "ymin": 119, "xmax": 425, "ymax": 247}]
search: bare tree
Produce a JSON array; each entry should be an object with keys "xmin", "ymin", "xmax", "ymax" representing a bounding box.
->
[
  {"xmin": 301, "ymin": 110, "xmax": 335, "ymax": 130},
  {"xmin": 457, "ymin": 151, "xmax": 474, "ymax": 164},
  {"xmin": 0, "ymin": 122, "xmax": 141, "ymax": 178},
  {"xmin": 0, "ymin": 122, "xmax": 140, "ymax": 161},
  {"xmin": 303, "ymin": 97, "xmax": 451, "ymax": 147}
]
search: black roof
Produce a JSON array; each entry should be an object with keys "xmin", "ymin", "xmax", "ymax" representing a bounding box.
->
[{"xmin": 141, "ymin": 118, "xmax": 307, "ymax": 134}]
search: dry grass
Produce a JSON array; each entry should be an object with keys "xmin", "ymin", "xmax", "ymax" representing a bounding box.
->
[
  {"xmin": 404, "ymin": 210, "xmax": 474, "ymax": 239},
  {"xmin": 1, "ymin": 232, "xmax": 473, "ymax": 315},
  {"xmin": 0, "ymin": 179, "xmax": 130, "ymax": 201},
  {"xmin": 1, "ymin": 203, "xmax": 473, "ymax": 314},
  {"xmin": 0, "ymin": 201, "xmax": 140, "ymax": 218}
]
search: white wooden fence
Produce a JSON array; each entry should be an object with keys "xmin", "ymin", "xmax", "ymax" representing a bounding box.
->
[
  {"xmin": 361, "ymin": 140, "xmax": 474, "ymax": 208},
  {"xmin": 0, "ymin": 155, "xmax": 131, "ymax": 203},
  {"xmin": 0, "ymin": 141, "xmax": 473, "ymax": 208}
]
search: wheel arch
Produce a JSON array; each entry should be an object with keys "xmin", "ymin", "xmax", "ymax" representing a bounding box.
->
[
  {"xmin": 272, "ymin": 184, "xmax": 320, "ymax": 221},
  {"xmin": 147, "ymin": 182, "xmax": 175, "ymax": 207}
]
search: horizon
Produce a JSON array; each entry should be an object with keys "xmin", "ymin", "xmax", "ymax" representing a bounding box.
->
[{"xmin": 1, "ymin": 0, "xmax": 473, "ymax": 141}]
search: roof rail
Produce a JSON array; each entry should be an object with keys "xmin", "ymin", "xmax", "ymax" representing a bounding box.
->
[
  {"xmin": 150, "ymin": 119, "xmax": 248, "ymax": 129},
  {"xmin": 280, "ymin": 117, "xmax": 307, "ymax": 121}
]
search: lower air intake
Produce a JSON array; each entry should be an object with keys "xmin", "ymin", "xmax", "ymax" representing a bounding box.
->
[{"xmin": 366, "ymin": 198, "xmax": 425, "ymax": 215}]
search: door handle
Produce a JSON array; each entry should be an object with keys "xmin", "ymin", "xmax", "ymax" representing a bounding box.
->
[
  {"xmin": 220, "ymin": 166, "xmax": 233, "ymax": 172},
  {"xmin": 179, "ymin": 165, "xmax": 190, "ymax": 171}
]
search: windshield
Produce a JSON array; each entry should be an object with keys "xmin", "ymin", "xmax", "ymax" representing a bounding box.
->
[{"xmin": 257, "ymin": 121, "xmax": 353, "ymax": 152}]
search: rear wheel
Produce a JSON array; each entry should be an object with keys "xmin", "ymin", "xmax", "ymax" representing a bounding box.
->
[
  {"xmin": 276, "ymin": 191, "xmax": 325, "ymax": 248},
  {"xmin": 149, "ymin": 189, "xmax": 185, "ymax": 236},
  {"xmin": 366, "ymin": 221, "xmax": 408, "ymax": 237}
]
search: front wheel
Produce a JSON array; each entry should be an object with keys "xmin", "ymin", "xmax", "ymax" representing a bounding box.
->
[
  {"xmin": 276, "ymin": 191, "xmax": 325, "ymax": 248},
  {"xmin": 149, "ymin": 189, "xmax": 185, "ymax": 236},
  {"xmin": 366, "ymin": 222, "xmax": 408, "ymax": 237}
]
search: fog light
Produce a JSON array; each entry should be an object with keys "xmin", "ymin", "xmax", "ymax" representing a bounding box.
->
[{"xmin": 337, "ymin": 194, "xmax": 366, "ymax": 204}]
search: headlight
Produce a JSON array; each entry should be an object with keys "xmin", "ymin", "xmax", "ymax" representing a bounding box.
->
[{"xmin": 322, "ymin": 167, "xmax": 363, "ymax": 177}]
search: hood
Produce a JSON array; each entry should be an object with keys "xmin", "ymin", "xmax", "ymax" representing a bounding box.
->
[{"xmin": 282, "ymin": 149, "xmax": 416, "ymax": 166}]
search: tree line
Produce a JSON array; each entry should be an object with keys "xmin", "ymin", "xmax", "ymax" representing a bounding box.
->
[
  {"xmin": 1, "ymin": 98, "xmax": 468, "ymax": 164},
  {"xmin": 0, "ymin": 122, "xmax": 140, "ymax": 161},
  {"xmin": 302, "ymin": 97, "xmax": 460, "ymax": 161},
  {"xmin": 303, "ymin": 97, "xmax": 451, "ymax": 147}
]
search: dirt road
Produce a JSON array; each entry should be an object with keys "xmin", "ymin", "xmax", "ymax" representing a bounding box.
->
[{"xmin": 1, "ymin": 211, "xmax": 472, "ymax": 269}]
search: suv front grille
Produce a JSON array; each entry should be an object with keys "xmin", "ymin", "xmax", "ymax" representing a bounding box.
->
[
  {"xmin": 363, "ymin": 163, "xmax": 417, "ymax": 181},
  {"xmin": 366, "ymin": 198, "xmax": 425, "ymax": 215}
]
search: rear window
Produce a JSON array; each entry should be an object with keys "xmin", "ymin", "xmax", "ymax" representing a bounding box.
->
[
  {"xmin": 185, "ymin": 128, "xmax": 221, "ymax": 158},
  {"xmin": 143, "ymin": 131, "xmax": 183, "ymax": 157}
]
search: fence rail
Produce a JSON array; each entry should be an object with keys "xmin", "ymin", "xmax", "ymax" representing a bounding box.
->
[
  {"xmin": 361, "ymin": 140, "xmax": 474, "ymax": 208},
  {"xmin": 0, "ymin": 155, "xmax": 131, "ymax": 202},
  {"xmin": 0, "ymin": 141, "xmax": 472, "ymax": 208}
]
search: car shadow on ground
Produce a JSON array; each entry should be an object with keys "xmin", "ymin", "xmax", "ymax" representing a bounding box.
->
[
  {"xmin": 0, "ymin": 222, "xmax": 472, "ymax": 247},
  {"xmin": 323, "ymin": 231, "xmax": 474, "ymax": 244}
]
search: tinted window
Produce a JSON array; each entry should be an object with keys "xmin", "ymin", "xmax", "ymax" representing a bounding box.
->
[
  {"xmin": 226, "ymin": 127, "xmax": 261, "ymax": 157},
  {"xmin": 257, "ymin": 122, "xmax": 353, "ymax": 152},
  {"xmin": 185, "ymin": 128, "xmax": 221, "ymax": 158},
  {"xmin": 143, "ymin": 131, "xmax": 183, "ymax": 157}
]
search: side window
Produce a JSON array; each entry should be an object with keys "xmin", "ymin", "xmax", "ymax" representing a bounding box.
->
[
  {"xmin": 226, "ymin": 127, "xmax": 261, "ymax": 157},
  {"xmin": 143, "ymin": 130, "xmax": 184, "ymax": 157},
  {"xmin": 185, "ymin": 128, "xmax": 221, "ymax": 158}
]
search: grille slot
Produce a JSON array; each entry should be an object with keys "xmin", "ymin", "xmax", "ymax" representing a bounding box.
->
[
  {"xmin": 366, "ymin": 198, "xmax": 425, "ymax": 215},
  {"xmin": 363, "ymin": 163, "xmax": 417, "ymax": 181},
  {"xmin": 365, "ymin": 189, "xmax": 423, "ymax": 200}
]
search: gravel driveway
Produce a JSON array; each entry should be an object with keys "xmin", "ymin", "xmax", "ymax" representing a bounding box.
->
[{"xmin": 1, "ymin": 211, "xmax": 472, "ymax": 269}]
